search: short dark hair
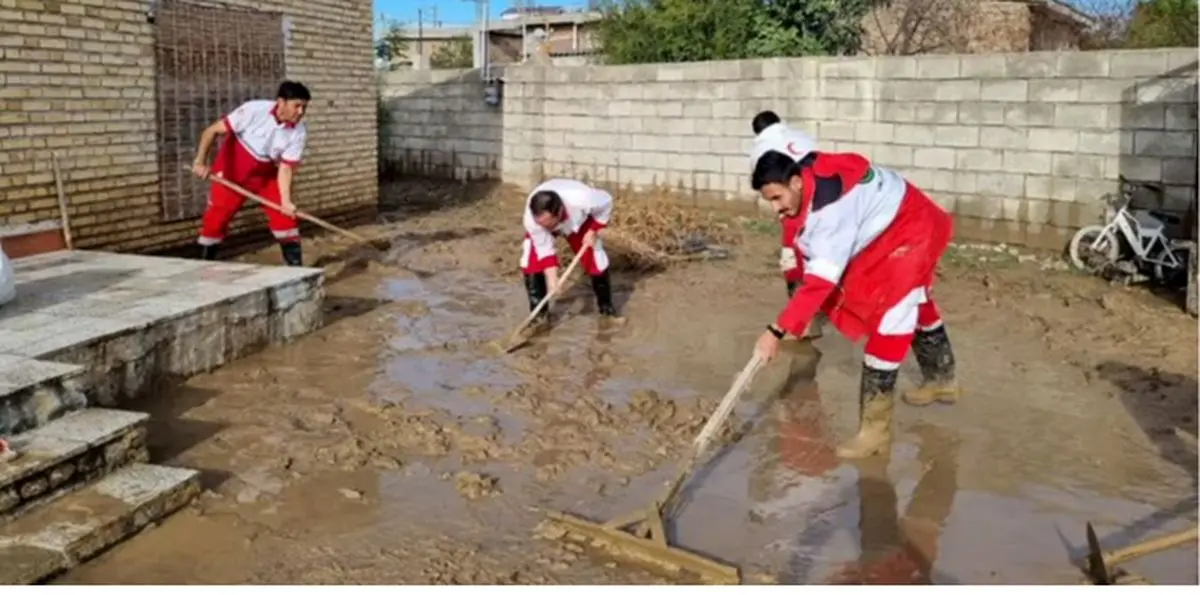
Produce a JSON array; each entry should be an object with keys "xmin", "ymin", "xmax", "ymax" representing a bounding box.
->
[
  {"xmin": 277, "ymin": 80, "xmax": 311, "ymax": 101},
  {"xmin": 529, "ymin": 190, "xmax": 564, "ymax": 217},
  {"xmin": 751, "ymin": 150, "xmax": 801, "ymax": 191},
  {"xmin": 751, "ymin": 110, "xmax": 781, "ymax": 135}
]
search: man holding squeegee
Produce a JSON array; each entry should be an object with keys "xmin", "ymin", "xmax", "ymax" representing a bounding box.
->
[
  {"xmin": 521, "ymin": 178, "xmax": 621, "ymax": 327},
  {"xmin": 747, "ymin": 134, "xmax": 961, "ymax": 460},
  {"xmin": 751, "ymin": 110, "xmax": 824, "ymax": 341},
  {"xmin": 190, "ymin": 80, "xmax": 312, "ymax": 266}
]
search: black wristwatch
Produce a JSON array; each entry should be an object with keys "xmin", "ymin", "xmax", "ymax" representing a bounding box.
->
[{"xmin": 766, "ymin": 323, "xmax": 785, "ymax": 339}]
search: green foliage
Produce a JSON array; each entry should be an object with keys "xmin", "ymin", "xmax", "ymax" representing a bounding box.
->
[
  {"xmin": 1125, "ymin": 0, "xmax": 1198, "ymax": 48},
  {"xmin": 430, "ymin": 36, "xmax": 475, "ymax": 69},
  {"xmin": 593, "ymin": 0, "xmax": 879, "ymax": 65},
  {"xmin": 375, "ymin": 21, "xmax": 410, "ymax": 69}
]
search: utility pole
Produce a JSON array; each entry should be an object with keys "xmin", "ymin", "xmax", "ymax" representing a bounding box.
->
[
  {"xmin": 416, "ymin": 5, "xmax": 441, "ymax": 70},
  {"xmin": 517, "ymin": 0, "xmax": 528, "ymax": 63},
  {"xmin": 417, "ymin": 8, "xmax": 424, "ymax": 69},
  {"xmin": 462, "ymin": 0, "xmax": 489, "ymax": 71}
]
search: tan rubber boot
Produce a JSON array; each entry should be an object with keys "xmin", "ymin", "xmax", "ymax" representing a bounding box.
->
[
  {"xmin": 902, "ymin": 326, "xmax": 961, "ymax": 406},
  {"xmin": 837, "ymin": 366, "xmax": 897, "ymax": 459}
]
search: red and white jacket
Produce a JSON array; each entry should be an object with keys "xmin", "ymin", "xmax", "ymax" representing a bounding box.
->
[
  {"xmin": 521, "ymin": 178, "xmax": 613, "ymax": 269},
  {"xmin": 751, "ymin": 144, "xmax": 952, "ymax": 341},
  {"xmin": 213, "ymin": 100, "xmax": 308, "ymax": 189}
]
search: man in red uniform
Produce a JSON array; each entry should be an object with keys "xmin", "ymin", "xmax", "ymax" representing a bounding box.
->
[
  {"xmin": 747, "ymin": 136, "xmax": 962, "ymax": 459},
  {"xmin": 190, "ymin": 81, "xmax": 311, "ymax": 266},
  {"xmin": 520, "ymin": 178, "xmax": 621, "ymax": 325},
  {"xmin": 752, "ymin": 110, "xmax": 823, "ymax": 340}
]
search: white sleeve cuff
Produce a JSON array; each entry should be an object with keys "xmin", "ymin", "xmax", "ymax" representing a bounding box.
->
[{"xmin": 806, "ymin": 257, "xmax": 844, "ymax": 283}]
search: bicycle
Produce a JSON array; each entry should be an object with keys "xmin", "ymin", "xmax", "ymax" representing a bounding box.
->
[{"xmin": 1067, "ymin": 175, "xmax": 1193, "ymax": 288}]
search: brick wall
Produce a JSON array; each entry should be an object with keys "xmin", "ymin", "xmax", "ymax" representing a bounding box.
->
[
  {"xmin": 380, "ymin": 49, "xmax": 1198, "ymax": 249},
  {"xmin": 0, "ymin": 0, "xmax": 377, "ymax": 253}
]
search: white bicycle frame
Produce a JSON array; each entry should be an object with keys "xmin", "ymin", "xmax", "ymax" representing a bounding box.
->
[{"xmin": 1091, "ymin": 198, "xmax": 1184, "ymax": 270}]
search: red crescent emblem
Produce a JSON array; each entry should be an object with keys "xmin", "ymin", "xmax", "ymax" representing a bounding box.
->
[{"xmin": 786, "ymin": 141, "xmax": 802, "ymax": 155}]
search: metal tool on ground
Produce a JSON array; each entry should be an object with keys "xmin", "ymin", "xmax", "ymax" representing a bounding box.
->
[
  {"xmin": 541, "ymin": 353, "xmax": 768, "ymax": 584},
  {"xmin": 495, "ymin": 247, "xmax": 589, "ymax": 354},
  {"xmin": 51, "ymin": 152, "xmax": 74, "ymax": 250},
  {"xmin": 1082, "ymin": 521, "xmax": 1199, "ymax": 584}
]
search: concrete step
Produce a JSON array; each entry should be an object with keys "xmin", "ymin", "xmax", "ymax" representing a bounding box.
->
[
  {"xmin": 1, "ymin": 408, "xmax": 149, "ymax": 520},
  {"xmin": 0, "ymin": 354, "xmax": 88, "ymax": 437},
  {"xmin": 0, "ymin": 463, "xmax": 200, "ymax": 584}
]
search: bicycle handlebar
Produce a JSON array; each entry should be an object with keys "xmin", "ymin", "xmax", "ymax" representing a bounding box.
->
[{"xmin": 1118, "ymin": 174, "xmax": 1166, "ymax": 195}]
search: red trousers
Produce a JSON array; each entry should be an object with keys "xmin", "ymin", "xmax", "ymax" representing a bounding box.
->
[
  {"xmin": 198, "ymin": 178, "xmax": 299, "ymax": 245},
  {"xmin": 520, "ymin": 216, "xmax": 610, "ymax": 276}
]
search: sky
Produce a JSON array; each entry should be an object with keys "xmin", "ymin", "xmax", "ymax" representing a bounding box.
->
[{"xmin": 375, "ymin": 0, "xmax": 591, "ymax": 27}]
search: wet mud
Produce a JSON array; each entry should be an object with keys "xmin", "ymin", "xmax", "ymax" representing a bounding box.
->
[{"xmin": 60, "ymin": 179, "xmax": 1198, "ymax": 585}]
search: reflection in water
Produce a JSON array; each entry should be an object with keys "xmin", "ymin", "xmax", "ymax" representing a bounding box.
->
[
  {"xmin": 827, "ymin": 424, "xmax": 961, "ymax": 585},
  {"xmin": 749, "ymin": 342, "xmax": 830, "ymax": 505},
  {"xmin": 747, "ymin": 343, "xmax": 963, "ymax": 584}
]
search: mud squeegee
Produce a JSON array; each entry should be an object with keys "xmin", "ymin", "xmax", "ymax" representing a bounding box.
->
[{"xmin": 539, "ymin": 354, "xmax": 767, "ymax": 584}]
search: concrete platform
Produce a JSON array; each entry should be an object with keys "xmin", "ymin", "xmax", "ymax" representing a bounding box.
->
[
  {"xmin": 0, "ymin": 250, "xmax": 324, "ymax": 435},
  {"xmin": 0, "ymin": 463, "xmax": 200, "ymax": 584},
  {"xmin": 1, "ymin": 409, "xmax": 149, "ymax": 520}
]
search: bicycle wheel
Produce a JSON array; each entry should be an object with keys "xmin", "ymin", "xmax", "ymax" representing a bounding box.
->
[{"xmin": 1068, "ymin": 225, "xmax": 1120, "ymax": 273}]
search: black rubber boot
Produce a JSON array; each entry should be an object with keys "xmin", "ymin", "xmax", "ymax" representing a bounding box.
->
[
  {"xmin": 199, "ymin": 244, "xmax": 219, "ymax": 261},
  {"xmin": 590, "ymin": 270, "xmax": 619, "ymax": 317},
  {"xmin": 280, "ymin": 242, "xmax": 303, "ymax": 267},
  {"xmin": 836, "ymin": 365, "xmax": 897, "ymax": 459},
  {"xmin": 903, "ymin": 326, "xmax": 960, "ymax": 406},
  {"xmin": 524, "ymin": 273, "xmax": 550, "ymax": 328}
]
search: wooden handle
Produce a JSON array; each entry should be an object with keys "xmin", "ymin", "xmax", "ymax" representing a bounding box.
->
[
  {"xmin": 659, "ymin": 353, "xmax": 766, "ymax": 515},
  {"xmin": 1105, "ymin": 525, "xmax": 1198, "ymax": 567},
  {"xmin": 203, "ymin": 171, "xmax": 372, "ymax": 245},
  {"xmin": 692, "ymin": 353, "xmax": 766, "ymax": 453},
  {"xmin": 503, "ymin": 247, "xmax": 588, "ymax": 348},
  {"xmin": 51, "ymin": 152, "xmax": 73, "ymax": 250}
]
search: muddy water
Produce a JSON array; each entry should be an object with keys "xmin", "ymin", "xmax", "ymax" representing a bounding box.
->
[{"xmin": 61, "ymin": 182, "xmax": 1198, "ymax": 585}]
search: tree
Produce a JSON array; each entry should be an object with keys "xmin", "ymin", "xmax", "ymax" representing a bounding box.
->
[
  {"xmin": 375, "ymin": 21, "xmax": 410, "ymax": 70},
  {"xmin": 593, "ymin": 0, "xmax": 880, "ymax": 65},
  {"xmin": 1078, "ymin": 0, "xmax": 1198, "ymax": 49},
  {"xmin": 863, "ymin": 0, "xmax": 974, "ymax": 55},
  {"xmin": 430, "ymin": 36, "xmax": 475, "ymax": 69},
  {"xmin": 1125, "ymin": 0, "xmax": 1198, "ymax": 48}
]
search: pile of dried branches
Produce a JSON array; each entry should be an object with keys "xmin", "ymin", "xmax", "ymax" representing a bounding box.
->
[{"xmin": 601, "ymin": 185, "xmax": 740, "ymax": 271}]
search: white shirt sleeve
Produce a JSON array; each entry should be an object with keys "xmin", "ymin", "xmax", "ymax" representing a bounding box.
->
[
  {"xmin": 281, "ymin": 126, "xmax": 307, "ymax": 165},
  {"xmin": 588, "ymin": 189, "xmax": 614, "ymax": 226},
  {"xmin": 800, "ymin": 200, "xmax": 857, "ymax": 284},
  {"xmin": 224, "ymin": 101, "xmax": 256, "ymax": 135},
  {"xmin": 523, "ymin": 209, "xmax": 557, "ymax": 262}
]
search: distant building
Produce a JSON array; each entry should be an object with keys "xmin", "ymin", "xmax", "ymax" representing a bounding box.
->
[
  {"xmin": 862, "ymin": 0, "xmax": 1096, "ymax": 54},
  {"xmin": 499, "ymin": 5, "xmax": 566, "ymax": 21},
  {"xmin": 391, "ymin": 10, "xmax": 603, "ymax": 69}
]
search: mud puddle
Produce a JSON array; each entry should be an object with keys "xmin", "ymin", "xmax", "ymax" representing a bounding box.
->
[{"xmin": 62, "ymin": 180, "xmax": 1200, "ymax": 585}]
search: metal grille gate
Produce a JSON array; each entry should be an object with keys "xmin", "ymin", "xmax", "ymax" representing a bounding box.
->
[{"xmin": 154, "ymin": 0, "xmax": 287, "ymax": 221}]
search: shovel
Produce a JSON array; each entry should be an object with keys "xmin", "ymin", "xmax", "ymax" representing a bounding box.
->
[
  {"xmin": 494, "ymin": 246, "xmax": 589, "ymax": 354},
  {"xmin": 204, "ymin": 173, "xmax": 390, "ymax": 252}
]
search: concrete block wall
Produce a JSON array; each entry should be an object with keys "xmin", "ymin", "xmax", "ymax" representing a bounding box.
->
[
  {"xmin": 379, "ymin": 68, "xmax": 504, "ymax": 180},
  {"xmin": 381, "ymin": 48, "xmax": 1197, "ymax": 249},
  {"xmin": 0, "ymin": 0, "xmax": 377, "ymax": 253}
]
